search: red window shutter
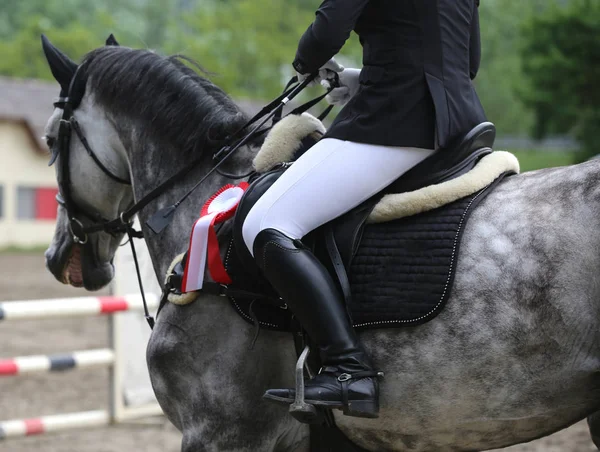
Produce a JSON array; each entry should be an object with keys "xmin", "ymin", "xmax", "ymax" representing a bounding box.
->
[{"xmin": 35, "ymin": 188, "xmax": 59, "ymax": 220}]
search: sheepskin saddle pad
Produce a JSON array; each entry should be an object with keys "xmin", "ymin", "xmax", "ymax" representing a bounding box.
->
[{"xmin": 168, "ymin": 114, "xmax": 519, "ymax": 331}]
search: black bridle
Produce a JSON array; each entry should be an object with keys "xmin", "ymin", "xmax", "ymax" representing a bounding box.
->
[
  {"xmin": 52, "ymin": 60, "xmax": 142, "ymax": 246},
  {"xmin": 54, "ymin": 105, "xmax": 133, "ymax": 245}
]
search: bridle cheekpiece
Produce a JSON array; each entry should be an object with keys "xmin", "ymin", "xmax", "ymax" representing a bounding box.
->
[{"xmin": 52, "ymin": 63, "xmax": 136, "ymax": 245}]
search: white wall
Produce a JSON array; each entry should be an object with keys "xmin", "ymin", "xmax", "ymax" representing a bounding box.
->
[{"xmin": 0, "ymin": 121, "xmax": 58, "ymax": 248}]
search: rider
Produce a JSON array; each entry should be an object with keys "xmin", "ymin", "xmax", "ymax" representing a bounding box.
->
[{"xmin": 242, "ymin": 0, "xmax": 486, "ymax": 419}]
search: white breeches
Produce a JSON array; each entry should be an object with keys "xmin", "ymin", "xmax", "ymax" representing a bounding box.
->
[{"xmin": 242, "ymin": 138, "xmax": 436, "ymax": 256}]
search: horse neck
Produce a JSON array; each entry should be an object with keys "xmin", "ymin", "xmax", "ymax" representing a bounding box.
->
[{"xmin": 121, "ymin": 120, "xmax": 256, "ymax": 281}]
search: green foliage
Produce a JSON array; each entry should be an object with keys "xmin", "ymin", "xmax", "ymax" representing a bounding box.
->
[
  {"xmin": 164, "ymin": 0, "xmax": 314, "ymax": 99},
  {"xmin": 475, "ymin": 0, "xmax": 549, "ymax": 136},
  {"xmin": 0, "ymin": 0, "xmax": 180, "ymax": 78},
  {"xmin": 520, "ymin": 0, "xmax": 600, "ymax": 159},
  {"xmin": 0, "ymin": 16, "xmax": 98, "ymax": 80},
  {"xmin": 163, "ymin": 0, "xmax": 362, "ymax": 99},
  {"xmin": 508, "ymin": 149, "xmax": 574, "ymax": 172},
  {"xmin": 0, "ymin": 0, "xmax": 361, "ymax": 100}
]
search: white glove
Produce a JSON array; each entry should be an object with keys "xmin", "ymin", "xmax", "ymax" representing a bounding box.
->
[
  {"xmin": 296, "ymin": 57, "xmax": 344, "ymax": 86},
  {"xmin": 321, "ymin": 68, "xmax": 361, "ymax": 107}
]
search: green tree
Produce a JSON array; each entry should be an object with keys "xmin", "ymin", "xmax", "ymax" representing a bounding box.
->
[
  {"xmin": 0, "ymin": 0, "xmax": 180, "ymax": 79},
  {"xmin": 520, "ymin": 0, "xmax": 600, "ymax": 159},
  {"xmin": 3, "ymin": 0, "xmax": 574, "ymax": 141},
  {"xmin": 0, "ymin": 16, "xmax": 99, "ymax": 80},
  {"xmin": 163, "ymin": 0, "xmax": 355, "ymax": 99},
  {"xmin": 475, "ymin": 0, "xmax": 551, "ymax": 136}
]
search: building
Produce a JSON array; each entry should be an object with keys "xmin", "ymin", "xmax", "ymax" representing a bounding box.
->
[{"xmin": 0, "ymin": 77, "xmax": 58, "ymax": 248}]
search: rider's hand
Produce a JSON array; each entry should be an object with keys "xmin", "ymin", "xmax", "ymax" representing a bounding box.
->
[
  {"xmin": 321, "ymin": 68, "xmax": 361, "ymax": 107},
  {"xmin": 296, "ymin": 57, "xmax": 344, "ymax": 86}
]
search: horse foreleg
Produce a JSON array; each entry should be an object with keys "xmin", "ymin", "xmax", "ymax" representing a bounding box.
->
[
  {"xmin": 147, "ymin": 302, "xmax": 310, "ymax": 452},
  {"xmin": 588, "ymin": 413, "xmax": 600, "ymax": 450}
]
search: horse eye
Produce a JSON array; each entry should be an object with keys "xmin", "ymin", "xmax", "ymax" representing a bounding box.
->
[{"xmin": 45, "ymin": 136, "xmax": 56, "ymax": 149}]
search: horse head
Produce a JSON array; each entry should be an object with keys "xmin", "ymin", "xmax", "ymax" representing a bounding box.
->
[
  {"xmin": 41, "ymin": 35, "xmax": 250, "ymax": 291},
  {"xmin": 42, "ymin": 35, "xmax": 134, "ymax": 290}
]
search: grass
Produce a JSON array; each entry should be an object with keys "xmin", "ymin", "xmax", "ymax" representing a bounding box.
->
[
  {"xmin": 506, "ymin": 149, "xmax": 575, "ymax": 172},
  {"xmin": 0, "ymin": 245, "xmax": 48, "ymax": 255}
]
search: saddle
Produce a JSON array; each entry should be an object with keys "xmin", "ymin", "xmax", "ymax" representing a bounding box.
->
[{"xmin": 165, "ymin": 117, "xmax": 518, "ymax": 332}]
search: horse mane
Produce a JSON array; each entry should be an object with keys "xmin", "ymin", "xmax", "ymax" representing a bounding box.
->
[{"xmin": 81, "ymin": 46, "xmax": 248, "ymax": 155}]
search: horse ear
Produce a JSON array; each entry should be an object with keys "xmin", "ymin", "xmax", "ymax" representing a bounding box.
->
[
  {"xmin": 106, "ymin": 34, "xmax": 119, "ymax": 46},
  {"xmin": 41, "ymin": 34, "xmax": 77, "ymax": 96}
]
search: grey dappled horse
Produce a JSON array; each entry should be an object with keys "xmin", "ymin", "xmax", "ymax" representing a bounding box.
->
[{"xmin": 42, "ymin": 41, "xmax": 600, "ymax": 451}]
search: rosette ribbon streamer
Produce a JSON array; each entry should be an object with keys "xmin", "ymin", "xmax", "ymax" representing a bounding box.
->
[{"xmin": 182, "ymin": 183, "xmax": 249, "ymax": 293}]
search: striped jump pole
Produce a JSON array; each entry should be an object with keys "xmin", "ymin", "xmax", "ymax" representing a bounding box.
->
[
  {"xmin": 0, "ymin": 349, "xmax": 114, "ymax": 376},
  {"xmin": 0, "ymin": 292, "xmax": 163, "ymax": 440},
  {"xmin": 0, "ymin": 293, "xmax": 159, "ymax": 321},
  {"xmin": 0, "ymin": 404, "xmax": 164, "ymax": 440},
  {"xmin": 0, "ymin": 410, "xmax": 110, "ymax": 440}
]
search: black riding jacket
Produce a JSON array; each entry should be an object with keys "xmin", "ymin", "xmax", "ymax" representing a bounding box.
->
[{"xmin": 293, "ymin": 0, "xmax": 486, "ymax": 150}]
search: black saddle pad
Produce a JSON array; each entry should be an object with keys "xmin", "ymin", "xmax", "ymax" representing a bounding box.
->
[
  {"xmin": 348, "ymin": 189, "xmax": 484, "ymax": 327},
  {"xmin": 224, "ymin": 174, "xmax": 509, "ymax": 331}
]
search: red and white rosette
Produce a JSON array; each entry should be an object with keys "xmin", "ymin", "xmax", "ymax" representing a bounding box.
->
[{"xmin": 182, "ymin": 182, "xmax": 249, "ymax": 293}]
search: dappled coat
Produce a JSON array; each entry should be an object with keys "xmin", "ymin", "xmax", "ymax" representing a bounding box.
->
[{"xmin": 292, "ymin": 0, "xmax": 486, "ymax": 150}]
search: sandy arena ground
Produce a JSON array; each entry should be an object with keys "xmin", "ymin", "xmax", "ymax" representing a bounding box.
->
[{"xmin": 0, "ymin": 252, "xmax": 596, "ymax": 452}]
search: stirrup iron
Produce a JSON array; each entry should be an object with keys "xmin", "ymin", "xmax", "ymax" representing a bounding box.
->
[{"xmin": 289, "ymin": 346, "xmax": 323, "ymax": 424}]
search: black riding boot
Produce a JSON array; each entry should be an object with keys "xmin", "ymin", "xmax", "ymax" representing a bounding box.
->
[{"xmin": 253, "ymin": 228, "xmax": 382, "ymax": 418}]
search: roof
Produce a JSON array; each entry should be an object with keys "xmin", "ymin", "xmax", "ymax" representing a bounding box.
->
[{"xmin": 0, "ymin": 77, "xmax": 57, "ymax": 153}]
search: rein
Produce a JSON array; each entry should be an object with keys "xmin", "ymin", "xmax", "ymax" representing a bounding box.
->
[{"xmin": 53, "ymin": 64, "xmax": 333, "ymax": 328}]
